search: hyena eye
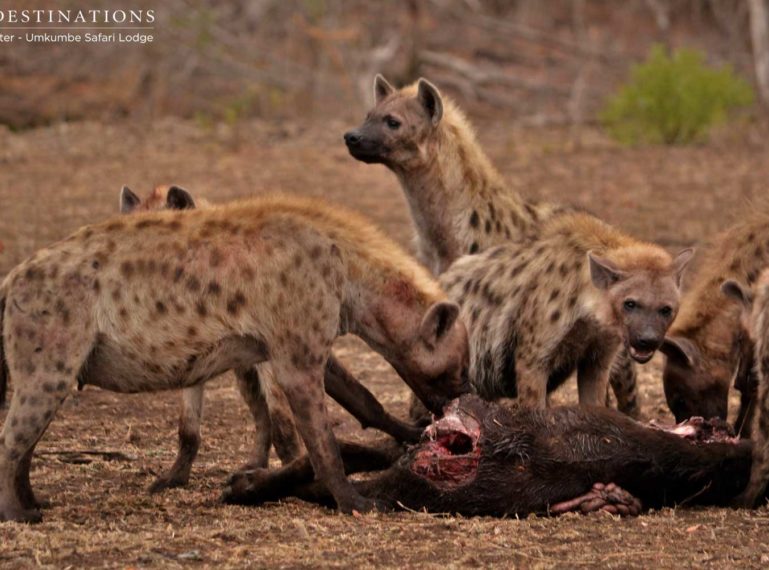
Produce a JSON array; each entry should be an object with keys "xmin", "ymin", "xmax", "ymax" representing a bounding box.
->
[
  {"xmin": 385, "ymin": 116, "xmax": 401, "ymax": 130},
  {"xmin": 659, "ymin": 306, "xmax": 673, "ymax": 318},
  {"xmin": 623, "ymin": 299, "xmax": 637, "ymax": 311}
]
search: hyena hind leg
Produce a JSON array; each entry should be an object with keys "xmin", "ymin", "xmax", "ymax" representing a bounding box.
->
[
  {"xmin": 264, "ymin": 358, "xmax": 376, "ymax": 513},
  {"xmin": 149, "ymin": 384, "xmax": 204, "ymax": 493},
  {"xmin": 608, "ymin": 349, "xmax": 641, "ymax": 419},
  {"xmin": 0, "ymin": 334, "xmax": 93, "ymax": 522}
]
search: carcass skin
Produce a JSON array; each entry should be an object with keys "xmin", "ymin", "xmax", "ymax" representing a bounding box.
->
[{"xmin": 224, "ymin": 395, "xmax": 755, "ymax": 516}]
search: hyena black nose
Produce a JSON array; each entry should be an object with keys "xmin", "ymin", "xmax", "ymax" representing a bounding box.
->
[
  {"xmin": 344, "ymin": 131, "xmax": 361, "ymax": 146},
  {"xmin": 635, "ymin": 337, "xmax": 659, "ymax": 351}
]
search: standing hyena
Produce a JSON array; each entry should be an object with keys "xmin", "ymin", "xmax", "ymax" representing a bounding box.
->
[
  {"xmin": 344, "ymin": 75, "xmax": 639, "ymax": 415},
  {"xmin": 0, "ymin": 195, "xmax": 469, "ymax": 522},
  {"xmin": 661, "ymin": 215, "xmax": 769, "ymax": 425},
  {"xmin": 440, "ymin": 213, "xmax": 692, "ymax": 407},
  {"xmin": 721, "ymin": 271, "xmax": 769, "ymax": 507},
  {"xmin": 119, "ymin": 186, "xmax": 419, "ymax": 492},
  {"xmin": 120, "ymin": 184, "xmax": 305, "ymax": 491}
]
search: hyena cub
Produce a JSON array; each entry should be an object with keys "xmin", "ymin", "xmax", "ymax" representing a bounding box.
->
[
  {"xmin": 721, "ymin": 271, "xmax": 769, "ymax": 507},
  {"xmin": 345, "ymin": 75, "xmax": 639, "ymax": 417},
  {"xmin": 441, "ymin": 213, "xmax": 692, "ymax": 407},
  {"xmin": 661, "ymin": 215, "xmax": 769, "ymax": 424},
  {"xmin": 0, "ymin": 195, "xmax": 469, "ymax": 521}
]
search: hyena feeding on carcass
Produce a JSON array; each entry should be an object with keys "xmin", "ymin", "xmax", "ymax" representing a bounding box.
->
[
  {"xmin": 0, "ymin": 195, "xmax": 469, "ymax": 522},
  {"xmin": 661, "ymin": 214, "xmax": 769, "ymax": 427},
  {"xmin": 344, "ymin": 75, "xmax": 640, "ymax": 416},
  {"xmin": 119, "ymin": 185, "xmax": 420, "ymax": 493},
  {"xmin": 440, "ymin": 213, "xmax": 692, "ymax": 407},
  {"xmin": 721, "ymin": 269, "xmax": 769, "ymax": 507}
]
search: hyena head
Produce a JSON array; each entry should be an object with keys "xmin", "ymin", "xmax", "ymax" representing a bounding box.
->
[
  {"xmin": 589, "ymin": 248, "xmax": 694, "ymax": 364},
  {"xmin": 658, "ymin": 274, "xmax": 767, "ymax": 423},
  {"xmin": 660, "ymin": 335, "xmax": 731, "ymax": 422},
  {"xmin": 391, "ymin": 301, "xmax": 470, "ymax": 414},
  {"xmin": 120, "ymin": 185, "xmax": 196, "ymax": 213},
  {"xmin": 343, "ymin": 75, "xmax": 443, "ymax": 168}
]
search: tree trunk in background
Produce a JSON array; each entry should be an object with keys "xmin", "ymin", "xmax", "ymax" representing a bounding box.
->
[{"xmin": 749, "ymin": 0, "xmax": 769, "ymax": 107}]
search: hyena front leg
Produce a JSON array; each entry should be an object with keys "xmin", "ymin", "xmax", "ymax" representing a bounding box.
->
[
  {"xmin": 149, "ymin": 385, "xmax": 204, "ymax": 493},
  {"xmin": 239, "ymin": 357, "xmax": 377, "ymax": 513},
  {"xmin": 608, "ymin": 349, "xmax": 641, "ymax": 419},
  {"xmin": 325, "ymin": 356, "xmax": 422, "ymax": 443},
  {"xmin": 235, "ymin": 365, "xmax": 304, "ymax": 469},
  {"xmin": 577, "ymin": 345, "xmax": 618, "ymax": 407},
  {"xmin": 515, "ymin": 361, "xmax": 548, "ymax": 409},
  {"xmin": 254, "ymin": 364, "xmax": 305, "ymax": 465},
  {"xmin": 735, "ymin": 374, "xmax": 769, "ymax": 507},
  {"xmin": 0, "ymin": 310, "xmax": 95, "ymax": 522}
]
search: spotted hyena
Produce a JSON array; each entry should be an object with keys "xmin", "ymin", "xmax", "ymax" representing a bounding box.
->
[
  {"xmin": 344, "ymin": 75, "xmax": 639, "ymax": 416},
  {"xmin": 440, "ymin": 212, "xmax": 692, "ymax": 407},
  {"xmin": 661, "ymin": 216, "xmax": 769, "ymax": 425},
  {"xmin": 721, "ymin": 271, "xmax": 769, "ymax": 507},
  {"xmin": 120, "ymin": 186, "xmax": 422, "ymax": 493},
  {"xmin": 120, "ymin": 184, "xmax": 304, "ymax": 491},
  {"xmin": 0, "ymin": 195, "xmax": 469, "ymax": 522}
]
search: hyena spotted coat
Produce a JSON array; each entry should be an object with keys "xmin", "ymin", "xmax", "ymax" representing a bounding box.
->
[
  {"xmin": 0, "ymin": 195, "xmax": 469, "ymax": 522},
  {"xmin": 121, "ymin": 184, "xmax": 306, "ymax": 492},
  {"xmin": 661, "ymin": 215, "xmax": 769, "ymax": 424},
  {"xmin": 440, "ymin": 213, "xmax": 692, "ymax": 407},
  {"xmin": 120, "ymin": 186, "xmax": 420, "ymax": 493},
  {"xmin": 344, "ymin": 75, "xmax": 639, "ymax": 415},
  {"xmin": 722, "ymin": 270, "xmax": 769, "ymax": 507}
]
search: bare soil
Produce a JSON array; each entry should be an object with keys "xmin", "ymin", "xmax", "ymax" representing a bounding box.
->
[{"xmin": 0, "ymin": 117, "xmax": 768, "ymax": 568}]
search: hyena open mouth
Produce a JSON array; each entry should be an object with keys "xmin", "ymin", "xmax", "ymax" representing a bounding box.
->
[{"xmin": 411, "ymin": 399, "xmax": 482, "ymax": 488}]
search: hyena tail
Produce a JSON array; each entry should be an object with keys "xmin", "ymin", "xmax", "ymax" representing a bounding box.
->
[{"xmin": 0, "ymin": 294, "xmax": 7, "ymax": 407}]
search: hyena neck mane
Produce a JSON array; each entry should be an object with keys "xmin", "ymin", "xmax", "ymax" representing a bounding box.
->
[
  {"xmin": 392, "ymin": 92, "xmax": 537, "ymax": 268},
  {"xmin": 550, "ymin": 213, "xmax": 671, "ymax": 268}
]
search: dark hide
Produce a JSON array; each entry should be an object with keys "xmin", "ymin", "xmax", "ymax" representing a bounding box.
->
[{"xmin": 224, "ymin": 395, "xmax": 755, "ymax": 516}]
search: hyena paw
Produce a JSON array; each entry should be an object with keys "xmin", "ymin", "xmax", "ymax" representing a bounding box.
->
[
  {"xmin": 148, "ymin": 472, "xmax": 189, "ymax": 494},
  {"xmin": 0, "ymin": 505, "xmax": 43, "ymax": 524},
  {"xmin": 550, "ymin": 482, "xmax": 643, "ymax": 517}
]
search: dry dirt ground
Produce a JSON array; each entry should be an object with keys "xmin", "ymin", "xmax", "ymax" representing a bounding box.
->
[{"xmin": 0, "ymin": 117, "xmax": 768, "ymax": 568}]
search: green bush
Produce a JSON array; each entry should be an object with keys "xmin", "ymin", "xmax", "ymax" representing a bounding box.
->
[{"xmin": 601, "ymin": 45, "xmax": 754, "ymax": 145}]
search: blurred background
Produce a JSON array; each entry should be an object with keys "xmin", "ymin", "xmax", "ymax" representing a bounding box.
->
[{"xmin": 0, "ymin": 0, "xmax": 766, "ymax": 127}]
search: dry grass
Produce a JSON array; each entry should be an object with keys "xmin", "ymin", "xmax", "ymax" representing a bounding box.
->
[{"xmin": 1, "ymin": 117, "xmax": 769, "ymax": 567}]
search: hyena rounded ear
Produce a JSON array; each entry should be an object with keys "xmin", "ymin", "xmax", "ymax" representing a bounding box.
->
[
  {"xmin": 721, "ymin": 279, "xmax": 753, "ymax": 310},
  {"xmin": 420, "ymin": 301, "xmax": 460, "ymax": 349},
  {"xmin": 373, "ymin": 74, "xmax": 396, "ymax": 104},
  {"xmin": 588, "ymin": 252, "xmax": 625, "ymax": 290},
  {"xmin": 166, "ymin": 186, "xmax": 196, "ymax": 210},
  {"xmin": 672, "ymin": 248, "xmax": 694, "ymax": 287},
  {"xmin": 659, "ymin": 336, "xmax": 698, "ymax": 368},
  {"xmin": 417, "ymin": 78, "xmax": 443, "ymax": 126},
  {"xmin": 120, "ymin": 185, "xmax": 141, "ymax": 213}
]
